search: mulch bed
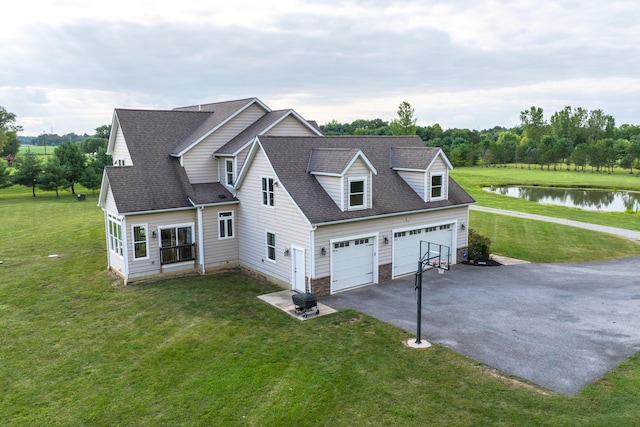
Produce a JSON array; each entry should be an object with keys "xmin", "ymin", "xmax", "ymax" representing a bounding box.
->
[{"xmin": 461, "ymin": 259, "xmax": 503, "ymax": 267}]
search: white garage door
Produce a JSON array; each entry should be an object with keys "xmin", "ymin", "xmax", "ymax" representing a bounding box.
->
[
  {"xmin": 393, "ymin": 224, "xmax": 453, "ymax": 278},
  {"xmin": 331, "ymin": 237, "xmax": 374, "ymax": 293}
]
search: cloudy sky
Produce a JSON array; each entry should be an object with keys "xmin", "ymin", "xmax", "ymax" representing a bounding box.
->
[{"xmin": 2, "ymin": 0, "xmax": 640, "ymax": 136}]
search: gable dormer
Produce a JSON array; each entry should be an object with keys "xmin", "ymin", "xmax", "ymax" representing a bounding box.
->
[
  {"xmin": 390, "ymin": 147, "xmax": 452, "ymax": 202},
  {"xmin": 307, "ymin": 148, "xmax": 377, "ymax": 211}
]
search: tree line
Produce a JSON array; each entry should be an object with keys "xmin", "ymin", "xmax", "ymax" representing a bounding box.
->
[
  {"xmin": 321, "ymin": 102, "xmax": 640, "ymax": 174},
  {"xmin": 0, "ymin": 106, "xmax": 112, "ymax": 196}
]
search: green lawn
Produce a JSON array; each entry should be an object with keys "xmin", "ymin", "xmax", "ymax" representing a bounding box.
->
[
  {"xmin": 2, "ymin": 179, "xmax": 640, "ymax": 425},
  {"xmin": 451, "ymin": 166, "xmax": 640, "ymax": 233}
]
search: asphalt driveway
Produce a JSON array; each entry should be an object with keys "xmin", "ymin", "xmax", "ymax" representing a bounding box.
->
[{"xmin": 324, "ymin": 256, "xmax": 640, "ymax": 395}]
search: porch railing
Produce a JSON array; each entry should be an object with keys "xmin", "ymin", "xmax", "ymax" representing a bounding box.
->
[{"xmin": 160, "ymin": 243, "xmax": 196, "ymax": 265}]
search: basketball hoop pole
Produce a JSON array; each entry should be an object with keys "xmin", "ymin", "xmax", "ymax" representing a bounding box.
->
[{"xmin": 415, "ymin": 259, "xmax": 424, "ymax": 344}]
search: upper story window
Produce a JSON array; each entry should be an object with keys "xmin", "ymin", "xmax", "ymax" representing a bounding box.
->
[
  {"xmin": 348, "ymin": 177, "xmax": 366, "ymax": 210},
  {"xmin": 430, "ymin": 173, "xmax": 444, "ymax": 200},
  {"xmin": 225, "ymin": 159, "xmax": 234, "ymax": 186},
  {"xmin": 262, "ymin": 177, "xmax": 274, "ymax": 207},
  {"xmin": 132, "ymin": 224, "xmax": 148, "ymax": 260}
]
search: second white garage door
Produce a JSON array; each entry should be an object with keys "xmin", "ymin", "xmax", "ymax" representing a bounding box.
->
[
  {"xmin": 393, "ymin": 224, "xmax": 453, "ymax": 278},
  {"xmin": 331, "ymin": 237, "xmax": 375, "ymax": 293}
]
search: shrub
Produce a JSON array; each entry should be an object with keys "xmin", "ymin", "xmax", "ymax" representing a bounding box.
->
[{"xmin": 468, "ymin": 228, "xmax": 492, "ymax": 262}]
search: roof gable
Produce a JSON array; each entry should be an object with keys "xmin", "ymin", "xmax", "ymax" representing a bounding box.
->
[
  {"xmin": 248, "ymin": 135, "xmax": 474, "ymax": 225},
  {"xmin": 390, "ymin": 147, "xmax": 452, "ymax": 171},
  {"xmin": 307, "ymin": 148, "xmax": 377, "ymax": 176}
]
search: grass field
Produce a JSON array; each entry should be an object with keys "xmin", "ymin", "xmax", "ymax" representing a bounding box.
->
[
  {"xmin": 1, "ymin": 172, "xmax": 640, "ymax": 425},
  {"xmin": 452, "ymin": 166, "xmax": 640, "ymax": 233}
]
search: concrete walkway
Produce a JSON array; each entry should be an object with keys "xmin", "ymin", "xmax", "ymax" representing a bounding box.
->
[{"xmin": 471, "ymin": 205, "xmax": 640, "ymax": 243}]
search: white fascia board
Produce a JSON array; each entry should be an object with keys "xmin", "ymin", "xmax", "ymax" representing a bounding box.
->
[
  {"xmin": 233, "ymin": 137, "xmax": 261, "ymax": 190},
  {"xmin": 173, "ymin": 98, "xmax": 270, "ymax": 157},
  {"xmin": 342, "ymin": 150, "xmax": 378, "ymax": 175},
  {"xmin": 426, "ymin": 149, "xmax": 454, "ymax": 171},
  {"xmin": 106, "ymin": 112, "xmax": 120, "ymax": 155},
  {"xmin": 97, "ymin": 169, "xmax": 110, "ymax": 208},
  {"xmin": 311, "ymin": 203, "xmax": 476, "ymax": 227},
  {"xmin": 309, "ymin": 171, "xmax": 343, "ymax": 177},
  {"xmin": 392, "ymin": 167, "xmax": 427, "ymax": 173},
  {"xmin": 188, "ymin": 198, "xmax": 240, "ymax": 209}
]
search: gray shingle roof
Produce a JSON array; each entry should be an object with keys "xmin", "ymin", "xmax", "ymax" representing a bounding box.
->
[
  {"xmin": 307, "ymin": 148, "xmax": 362, "ymax": 175},
  {"xmin": 257, "ymin": 135, "xmax": 475, "ymax": 225},
  {"xmin": 390, "ymin": 147, "xmax": 440, "ymax": 170},
  {"xmin": 170, "ymin": 98, "xmax": 259, "ymax": 156},
  {"xmin": 215, "ymin": 110, "xmax": 290, "ymax": 156},
  {"xmin": 106, "ymin": 108, "xmax": 237, "ymax": 214}
]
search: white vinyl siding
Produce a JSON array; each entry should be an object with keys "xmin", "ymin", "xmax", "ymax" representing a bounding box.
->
[
  {"xmin": 315, "ymin": 175, "xmax": 342, "ymax": 209},
  {"xmin": 201, "ymin": 207, "xmax": 239, "ymax": 269},
  {"xmin": 111, "ymin": 125, "xmax": 133, "ymax": 166},
  {"xmin": 182, "ymin": 103, "xmax": 267, "ymax": 184},
  {"xmin": 236, "ymin": 147, "xmax": 312, "ymax": 286},
  {"xmin": 397, "ymin": 170, "xmax": 427, "ymax": 201},
  {"xmin": 265, "ymin": 115, "xmax": 318, "ymax": 136}
]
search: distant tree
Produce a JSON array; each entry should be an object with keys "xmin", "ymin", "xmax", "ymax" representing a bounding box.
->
[
  {"xmin": 520, "ymin": 106, "xmax": 546, "ymax": 145},
  {"xmin": 80, "ymin": 147, "xmax": 112, "ymax": 194},
  {"xmin": 417, "ymin": 123, "xmax": 443, "ymax": 142},
  {"xmin": 0, "ymin": 106, "xmax": 22, "ymax": 155},
  {"xmin": 94, "ymin": 124, "xmax": 111, "ymax": 140},
  {"xmin": 37, "ymin": 157, "xmax": 69, "ymax": 197},
  {"xmin": 54, "ymin": 142, "xmax": 86, "ymax": 194},
  {"xmin": 0, "ymin": 160, "xmax": 11, "ymax": 188},
  {"xmin": 79, "ymin": 137, "xmax": 108, "ymax": 154},
  {"xmin": 494, "ymin": 131, "xmax": 519, "ymax": 167},
  {"xmin": 390, "ymin": 101, "xmax": 417, "ymax": 136},
  {"xmin": 571, "ymin": 143, "xmax": 590, "ymax": 172},
  {"xmin": 12, "ymin": 149, "xmax": 42, "ymax": 196}
]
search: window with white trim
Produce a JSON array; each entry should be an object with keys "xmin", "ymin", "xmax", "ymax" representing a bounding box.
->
[
  {"xmin": 266, "ymin": 232, "xmax": 276, "ymax": 261},
  {"xmin": 348, "ymin": 177, "xmax": 366, "ymax": 209},
  {"xmin": 431, "ymin": 173, "xmax": 444, "ymax": 200},
  {"xmin": 107, "ymin": 214, "xmax": 123, "ymax": 257},
  {"xmin": 225, "ymin": 159, "xmax": 234, "ymax": 186},
  {"xmin": 159, "ymin": 224, "xmax": 195, "ymax": 265},
  {"xmin": 262, "ymin": 177, "xmax": 274, "ymax": 207},
  {"xmin": 218, "ymin": 211, "xmax": 234, "ymax": 239},
  {"xmin": 132, "ymin": 224, "xmax": 148, "ymax": 259}
]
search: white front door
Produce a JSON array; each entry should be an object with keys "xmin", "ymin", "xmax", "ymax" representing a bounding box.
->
[{"xmin": 292, "ymin": 247, "xmax": 306, "ymax": 292}]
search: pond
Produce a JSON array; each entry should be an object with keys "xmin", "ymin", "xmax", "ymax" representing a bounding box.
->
[{"xmin": 483, "ymin": 186, "xmax": 640, "ymax": 212}]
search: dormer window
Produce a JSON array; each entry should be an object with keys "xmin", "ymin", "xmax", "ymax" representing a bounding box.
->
[
  {"xmin": 348, "ymin": 177, "xmax": 367, "ymax": 210},
  {"xmin": 430, "ymin": 173, "xmax": 444, "ymax": 200},
  {"xmin": 225, "ymin": 159, "xmax": 234, "ymax": 186}
]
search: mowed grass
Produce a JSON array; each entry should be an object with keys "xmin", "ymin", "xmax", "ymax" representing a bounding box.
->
[
  {"xmin": 451, "ymin": 166, "xmax": 640, "ymax": 232},
  {"xmin": 2, "ymin": 184, "xmax": 640, "ymax": 425}
]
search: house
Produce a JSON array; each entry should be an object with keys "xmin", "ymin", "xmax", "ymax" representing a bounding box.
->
[{"xmin": 98, "ymin": 98, "xmax": 475, "ymax": 296}]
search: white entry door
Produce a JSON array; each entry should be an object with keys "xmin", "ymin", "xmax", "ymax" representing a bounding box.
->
[
  {"xmin": 331, "ymin": 237, "xmax": 375, "ymax": 293},
  {"xmin": 292, "ymin": 247, "xmax": 306, "ymax": 292}
]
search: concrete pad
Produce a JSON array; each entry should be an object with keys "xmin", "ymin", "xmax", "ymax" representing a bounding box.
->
[
  {"xmin": 258, "ymin": 290, "xmax": 337, "ymax": 321},
  {"xmin": 491, "ymin": 254, "xmax": 530, "ymax": 265}
]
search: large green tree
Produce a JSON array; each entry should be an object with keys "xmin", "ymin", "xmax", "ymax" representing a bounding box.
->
[
  {"xmin": 390, "ymin": 101, "xmax": 417, "ymax": 136},
  {"xmin": 520, "ymin": 106, "xmax": 546, "ymax": 145},
  {"xmin": 54, "ymin": 142, "xmax": 86, "ymax": 194},
  {"xmin": 0, "ymin": 106, "xmax": 22, "ymax": 155},
  {"xmin": 80, "ymin": 147, "xmax": 112, "ymax": 194},
  {"xmin": 37, "ymin": 157, "xmax": 69, "ymax": 197},
  {"xmin": 12, "ymin": 149, "xmax": 42, "ymax": 196}
]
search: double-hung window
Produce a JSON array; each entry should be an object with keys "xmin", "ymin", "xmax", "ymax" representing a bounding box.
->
[
  {"xmin": 348, "ymin": 177, "xmax": 366, "ymax": 209},
  {"xmin": 108, "ymin": 214, "xmax": 123, "ymax": 257},
  {"xmin": 430, "ymin": 173, "xmax": 444, "ymax": 200},
  {"xmin": 132, "ymin": 224, "xmax": 148, "ymax": 259},
  {"xmin": 218, "ymin": 211, "xmax": 234, "ymax": 239},
  {"xmin": 225, "ymin": 159, "xmax": 234, "ymax": 186},
  {"xmin": 262, "ymin": 177, "xmax": 274, "ymax": 207},
  {"xmin": 266, "ymin": 232, "xmax": 276, "ymax": 262}
]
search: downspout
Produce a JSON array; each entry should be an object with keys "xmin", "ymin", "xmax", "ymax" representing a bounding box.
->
[
  {"xmin": 197, "ymin": 206, "xmax": 205, "ymax": 274},
  {"xmin": 309, "ymin": 225, "xmax": 317, "ymax": 292},
  {"xmin": 102, "ymin": 208, "xmax": 110, "ymax": 271},
  {"xmin": 121, "ymin": 216, "xmax": 129, "ymax": 280}
]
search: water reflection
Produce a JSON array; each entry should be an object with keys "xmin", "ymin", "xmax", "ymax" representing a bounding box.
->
[{"xmin": 483, "ymin": 186, "xmax": 640, "ymax": 212}]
